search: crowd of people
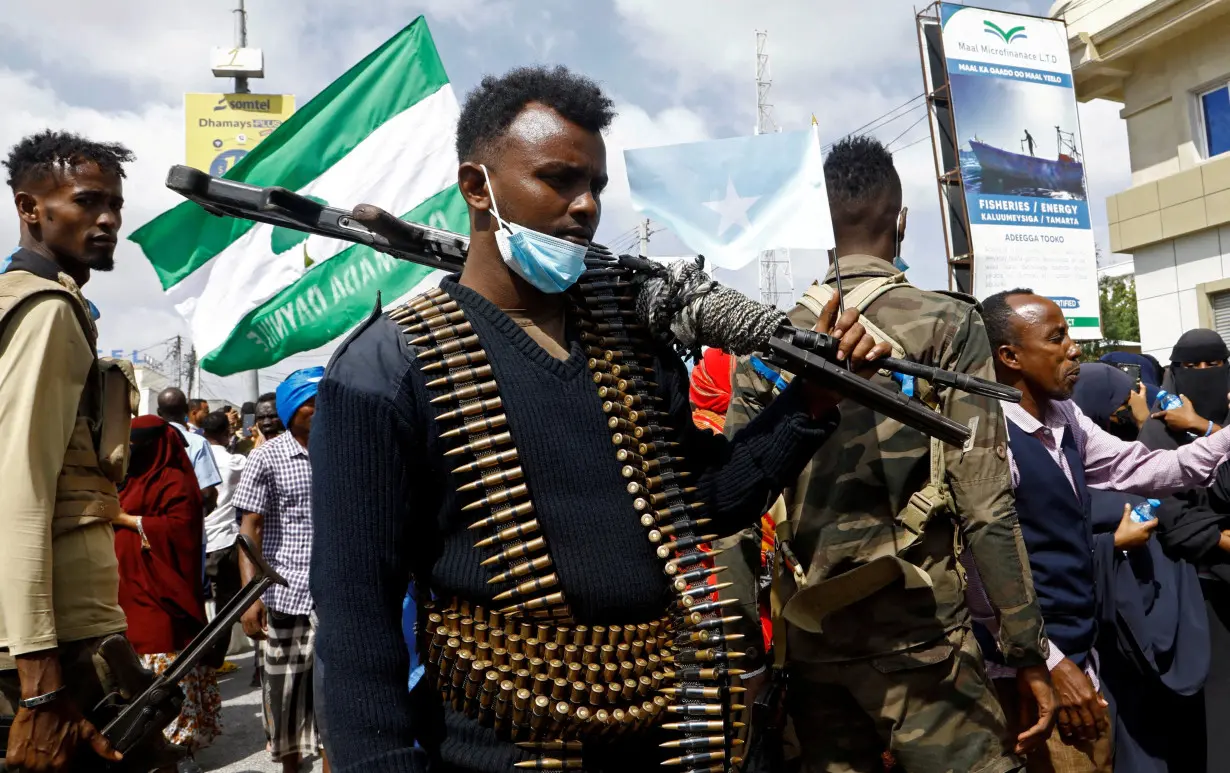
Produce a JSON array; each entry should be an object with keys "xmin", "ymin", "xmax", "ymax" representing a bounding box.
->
[{"xmin": 4, "ymin": 62, "xmax": 1230, "ymax": 773}]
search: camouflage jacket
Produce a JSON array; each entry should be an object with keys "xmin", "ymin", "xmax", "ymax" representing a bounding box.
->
[{"xmin": 725, "ymin": 254, "xmax": 1047, "ymax": 666}]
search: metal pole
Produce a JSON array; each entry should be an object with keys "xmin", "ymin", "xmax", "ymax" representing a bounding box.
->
[
  {"xmin": 233, "ymin": 0, "xmax": 249, "ymax": 94},
  {"xmin": 638, "ymin": 218, "xmax": 650, "ymax": 257}
]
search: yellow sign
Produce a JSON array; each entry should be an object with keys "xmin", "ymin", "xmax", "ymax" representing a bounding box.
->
[{"xmin": 184, "ymin": 93, "xmax": 295, "ymax": 176}]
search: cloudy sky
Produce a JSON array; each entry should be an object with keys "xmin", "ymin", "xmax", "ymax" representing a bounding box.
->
[{"xmin": 0, "ymin": 0, "xmax": 1129, "ymax": 403}]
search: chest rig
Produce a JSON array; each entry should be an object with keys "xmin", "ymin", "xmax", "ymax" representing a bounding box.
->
[{"xmin": 387, "ymin": 249, "xmax": 746, "ymax": 772}]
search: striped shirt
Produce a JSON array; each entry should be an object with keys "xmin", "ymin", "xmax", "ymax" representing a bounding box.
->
[
  {"xmin": 232, "ymin": 431, "xmax": 314, "ymax": 615},
  {"xmin": 969, "ymin": 398, "xmax": 1230, "ymax": 681}
]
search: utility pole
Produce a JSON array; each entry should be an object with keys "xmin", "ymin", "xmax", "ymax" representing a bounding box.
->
[
  {"xmin": 233, "ymin": 0, "xmax": 260, "ymax": 401},
  {"xmin": 233, "ymin": 0, "xmax": 250, "ymax": 94},
  {"xmin": 171, "ymin": 335, "xmax": 183, "ymax": 391},
  {"xmin": 755, "ymin": 31, "xmax": 791, "ymax": 308},
  {"xmin": 637, "ymin": 218, "xmax": 659, "ymax": 257}
]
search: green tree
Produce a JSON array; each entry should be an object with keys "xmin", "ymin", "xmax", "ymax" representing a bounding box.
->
[{"xmin": 1081, "ymin": 274, "xmax": 1140, "ymax": 361}]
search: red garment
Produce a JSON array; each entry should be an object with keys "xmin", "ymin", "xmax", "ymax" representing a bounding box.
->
[
  {"xmin": 116, "ymin": 416, "xmax": 206, "ymax": 655},
  {"xmin": 688, "ymin": 347, "xmax": 733, "ymax": 416}
]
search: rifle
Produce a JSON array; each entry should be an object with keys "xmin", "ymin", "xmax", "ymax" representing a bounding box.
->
[
  {"xmin": 163, "ymin": 165, "xmax": 1020, "ymax": 448},
  {"xmin": 0, "ymin": 535, "xmax": 286, "ymax": 772}
]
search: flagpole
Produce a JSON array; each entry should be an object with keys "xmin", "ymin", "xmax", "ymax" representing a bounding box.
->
[{"xmin": 233, "ymin": 0, "xmax": 260, "ymax": 400}]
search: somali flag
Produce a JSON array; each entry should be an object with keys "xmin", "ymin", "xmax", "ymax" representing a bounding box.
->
[{"xmin": 624, "ymin": 126, "xmax": 833, "ymax": 270}]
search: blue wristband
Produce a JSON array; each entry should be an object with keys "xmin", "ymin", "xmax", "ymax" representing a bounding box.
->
[{"xmin": 1206, "ymin": 420, "xmax": 1214, "ymax": 437}]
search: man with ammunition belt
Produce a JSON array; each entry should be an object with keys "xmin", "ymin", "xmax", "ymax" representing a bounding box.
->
[
  {"xmin": 726, "ymin": 136, "xmax": 1054, "ymax": 773},
  {"xmin": 310, "ymin": 65, "xmax": 888, "ymax": 773},
  {"xmin": 0, "ymin": 131, "xmax": 135, "ymax": 772}
]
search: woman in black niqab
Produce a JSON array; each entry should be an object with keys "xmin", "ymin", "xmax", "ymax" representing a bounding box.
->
[
  {"xmin": 1072, "ymin": 364, "xmax": 1209, "ymax": 773},
  {"xmin": 1139, "ymin": 329, "xmax": 1230, "ymax": 450}
]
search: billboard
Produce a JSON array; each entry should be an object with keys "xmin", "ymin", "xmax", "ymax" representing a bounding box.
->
[
  {"xmin": 184, "ymin": 93, "xmax": 295, "ymax": 177},
  {"xmin": 937, "ymin": 4, "xmax": 1101, "ymax": 338}
]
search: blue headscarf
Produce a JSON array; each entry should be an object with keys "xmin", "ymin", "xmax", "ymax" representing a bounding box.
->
[
  {"xmin": 276, "ymin": 366, "xmax": 324, "ymax": 428},
  {"xmin": 1099, "ymin": 351, "xmax": 1163, "ymax": 408}
]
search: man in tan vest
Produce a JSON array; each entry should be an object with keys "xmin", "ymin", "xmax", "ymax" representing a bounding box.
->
[{"xmin": 0, "ymin": 130, "xmax": 135, "ymax": 772}]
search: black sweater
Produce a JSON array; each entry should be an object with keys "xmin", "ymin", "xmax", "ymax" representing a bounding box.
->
[{"xmin": 309, "ymin": 278, "xmax": 836, "ymax": 772}]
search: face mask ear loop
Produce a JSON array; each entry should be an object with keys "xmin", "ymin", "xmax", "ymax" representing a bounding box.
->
[{"xmin": 480, "ymin": 164, "xmax": 507, "ymax": 227}]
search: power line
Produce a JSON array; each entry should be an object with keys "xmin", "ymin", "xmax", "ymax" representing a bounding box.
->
[
  {"xmin": 890, "ymin": 134, "xmax": 931, "ymax": 155},
  {"xmin": 885, "ymin": 114, "xmax": 929, "ymax": 149},
  {"xmin": 821, "ymin": 94, "xmax": 926, "ymax": 153},
  {"xmin": 1063, "ymin": 0, "xmax": 1116, "ymax": 25}
]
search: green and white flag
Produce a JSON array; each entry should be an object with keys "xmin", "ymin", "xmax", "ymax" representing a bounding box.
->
[{"xmin": 131, "ymin": 17, "xmax": 467, "ymax": 376}]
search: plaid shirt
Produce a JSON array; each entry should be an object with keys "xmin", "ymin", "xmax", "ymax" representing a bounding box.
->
[{"xmin": 232, "ymin": 431, "xmax": 314, "ymax": 615}]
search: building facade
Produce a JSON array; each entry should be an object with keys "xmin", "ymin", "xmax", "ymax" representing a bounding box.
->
[{"xmin": 1055, "ymin": 0, "xmax": 1230, "ymax": 361}]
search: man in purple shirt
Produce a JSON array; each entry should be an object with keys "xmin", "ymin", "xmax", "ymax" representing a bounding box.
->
[{"xmin": 979, "ymin": 289, "xmax": 1230, "ymax": 773}]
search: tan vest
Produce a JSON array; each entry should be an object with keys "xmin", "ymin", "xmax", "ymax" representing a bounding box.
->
[{"xmin": 0, "ymin": 270, "xmax": 135, "ymax": 533}]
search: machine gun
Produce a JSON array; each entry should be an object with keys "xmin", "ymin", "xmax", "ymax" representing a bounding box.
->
[
  {"xmin": 0, "ymin": 535, "xmax": 286, "ymax": 772},
  {"xmin": 163, "ymin": 165, "xmax": 1020, "ymax": 448}
]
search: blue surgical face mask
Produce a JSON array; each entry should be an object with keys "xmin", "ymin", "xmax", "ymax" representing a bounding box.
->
[
  {"xmin": 892, "ymin": 207, "xmax": 909, "ymax": 273},
  {"xmin": 482, "ymin": 165, "xmax": 589, "ymax": 294}
]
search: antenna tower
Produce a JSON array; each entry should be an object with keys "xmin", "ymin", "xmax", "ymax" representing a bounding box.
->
[{"xmin": 754, "ymin": 31, "xmax": 791, "ymax": 308}]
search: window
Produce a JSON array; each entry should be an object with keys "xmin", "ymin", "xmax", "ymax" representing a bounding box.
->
[
  {"xmin": 1212, "ymin": 290, "xmax": 1230, "ymax": 347},
  {"xmin": 1201, "ymin": 84, "xmax": 1230, "ymax": 158}
]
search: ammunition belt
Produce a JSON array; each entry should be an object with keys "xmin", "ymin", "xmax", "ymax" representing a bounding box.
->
[
  {"xmin": 389, "ymin": 271, "xmax": 745, "ymax": 772},
  {"xmin": 423, "ymin": 598, "xmax": 674, "ymax": 748},
  {"xmin": 571, "ymin": 247, "xmax": 746, "ymax": 772}
]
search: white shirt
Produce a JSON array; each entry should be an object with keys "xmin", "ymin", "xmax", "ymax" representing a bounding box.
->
[{"xmin": 204, "ymin": 443, "xmax": 246, "ymax": 553}]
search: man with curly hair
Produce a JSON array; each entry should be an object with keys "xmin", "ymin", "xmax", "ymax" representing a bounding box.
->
[
  {"xmin": 310, "ymin": 66, "xmax": 888, "ymax": 772},
  {"xmin": 0, "ymin": 130, "xmax": 135, "ymax": 772}
]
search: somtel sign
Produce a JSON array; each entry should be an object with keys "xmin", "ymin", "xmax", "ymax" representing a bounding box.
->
[{"xmin": 184, "ymin": 92, "xmax": 295, "ymax": 176}]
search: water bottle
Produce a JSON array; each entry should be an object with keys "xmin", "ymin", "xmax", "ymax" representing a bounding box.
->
[
  {"xmin": 1130, "ymin": 498, "xmax": 1162, "ymax": 523},
  {"xmin": 1155, "ymin": 390, "xmax": 1183, "ymax": 411}
]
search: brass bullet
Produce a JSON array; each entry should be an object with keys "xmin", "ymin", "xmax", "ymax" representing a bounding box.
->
[
  {"xmin": 641, "ymin": 455, "xmax": 684, "ymax": 474},
  {"xmin": 676, "ymin": 582, "xmax": 733, "ymax": 601},
  {"xmin": 683, "ymin": 615, "xmax": 741, "ymax": 633},
  {"xmin": 672, "ymin": 566, "xmax": 727, "ymax": 590},
  {"xmin": 427, "ymin": 363, "xmax": 493, "ymax": 390},
  {"xmin": 453, "ymin": 446, "xmax": 518, "ymax": 475},
  {"xmin": 418, "ymin": 333, "xmax": 481, "ymax": 360},
  {"xmin": 457, "ymin": 465, "xmax": 524, "ymax": 494},
  {"xmin": 500, "ymin": 591, "xmax": 566, "ymax": 616},
  {"xmin": 664, "ymin": 703, "xmax": 744, "ymax": 717},
  {"xmin": 633, "ymin": 424, "xmax": 674, "ymax": 440},
  {"xmin": 436, "ymin": 395, "xmax": 501, "ymax": 423},
  {"xmin": 656, "ymin": 534, "xmax": 718, "ymax": 560},
  {"xmin": 429, "ymin": 379, "xmax": 499, "ymax": 405},
  {"xmin": 646, "ymin": 519, "xmax": 714, "ymax": 539},
  {"xmin": 405, "ymin": 291, "xmax": 451, "ymax": 313},
  {"xmin": 469, "ymin": 500, "xmax": 535, "ymax": 532},
  {"xmin": 638, "ymin": 440, "xmax": 681, "ymax": 456},
  {"xmin": 615, "ymin": 448, "xmax": 645, "ymax": 466},
  {"xmin": 512, "ymin": 759, "xmax": 583, "ymax": 770},
  {"xmin": 610, "ymin": 362, "xmax": 646, "ymax": 378},
  {"xmin": 516, "ymin": 740, "xmax": 583, "ymax": 752},
  {"xmin": 664, "ymin": 549, "xmax": 723, "ymax": 576},
  {"xmin": 463, "ymin": 481, "xmax": 528, "ymax": 513},
  {"xmin": 661, "ymin": 720, "xmax": 744, "ymax": 732},
  {"xmin": 646, "ymin": 470, "xmax": 692, "ymax": 489},
  {"xmin": 402, "ymin": 307, "xmax": 467, "ymax": 334},
  {"xmin": 683, "ymin": 598, "xmax": 740, "ymax": 616},
  {"xmin": 420, "ymin": 348, "xmax": 488, "ymax": 373},
  {"xmin": 621, "ymin": 464, "xmax": 647, "ymax": 481},
  {"xmin": 649, "ymin": 502, "xmax": 706, "ymax": 523},
  {"xmin": 588, "ymin": 358, "xmax": 613, "ymax": 372},
  {"xmin": 492, "ymin": 573, "xmax": 558, "ymax": 603},
  {"xmin": 480, "ymin": 536, "xmax": 547, "ymax": 568},
  {"xmin": 592, "ymin": 372, "xmax": 617, "ymax": 387},
  {"xmin": 603, "ymin": 400, "xmax": 632, "ymax": 418},
  {"xmin": 608, "ymin": 417, "xmax": 636, "ymax": 434},
  {"xmin": 596, "ymin": 385, "xmax": 628, "ymax": 403},
  {"xmin": 659, "ymin": 686, "xmax": 746, "ymax": 700},
  {"xmin": 660, "ymin": 750, "xmax": 728, "ymax": 767},
  {"xmin": 449, "ymin": 431, "xmax": 515, "ymax": 460},
  {"xmin": 611, "ymin": 432, "xmax": 638, "ymax": 449},
  {"xmin": 410, "ymin": 321, "xmax": 474, "ymax": 347},
  {"xmin": 488, "ymin": 553, "xmax": 552, "ymax": 584},
  {"xmin": 474, "ymin": 518, "xmax": 539, "ymax": 549},
  {"xmin": 661, "ymin": 649, "xmax": 745, "ymax": 665}
]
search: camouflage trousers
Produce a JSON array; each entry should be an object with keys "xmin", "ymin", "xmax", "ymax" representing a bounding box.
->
[{"xmin": 786, "ymin": 626, "xmax": 1022, "ymax": 773}]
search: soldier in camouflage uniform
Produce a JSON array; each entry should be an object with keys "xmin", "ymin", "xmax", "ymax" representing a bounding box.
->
[{"xmin": 725, "ymin": 136, "xmax": 1055, "ymax": 773}]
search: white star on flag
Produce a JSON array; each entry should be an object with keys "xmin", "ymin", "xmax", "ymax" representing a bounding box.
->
[{"xmin": 702, "ymin": 178, "xmax": 759, "ymax": 238}]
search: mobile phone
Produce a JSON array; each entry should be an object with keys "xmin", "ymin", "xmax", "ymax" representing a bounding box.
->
[
  {"xmin": 1114, "ymin": 363, "xmax": 1142, "ymax": 385},
  {"xmin": 242, "ymin": 413, "xmax": 256, "ymax": 436}
]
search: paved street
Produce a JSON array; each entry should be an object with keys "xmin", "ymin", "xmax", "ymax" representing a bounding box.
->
[{"xmin": 194, "ymin": 651, "xmax": 324, "ymax": 773}]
